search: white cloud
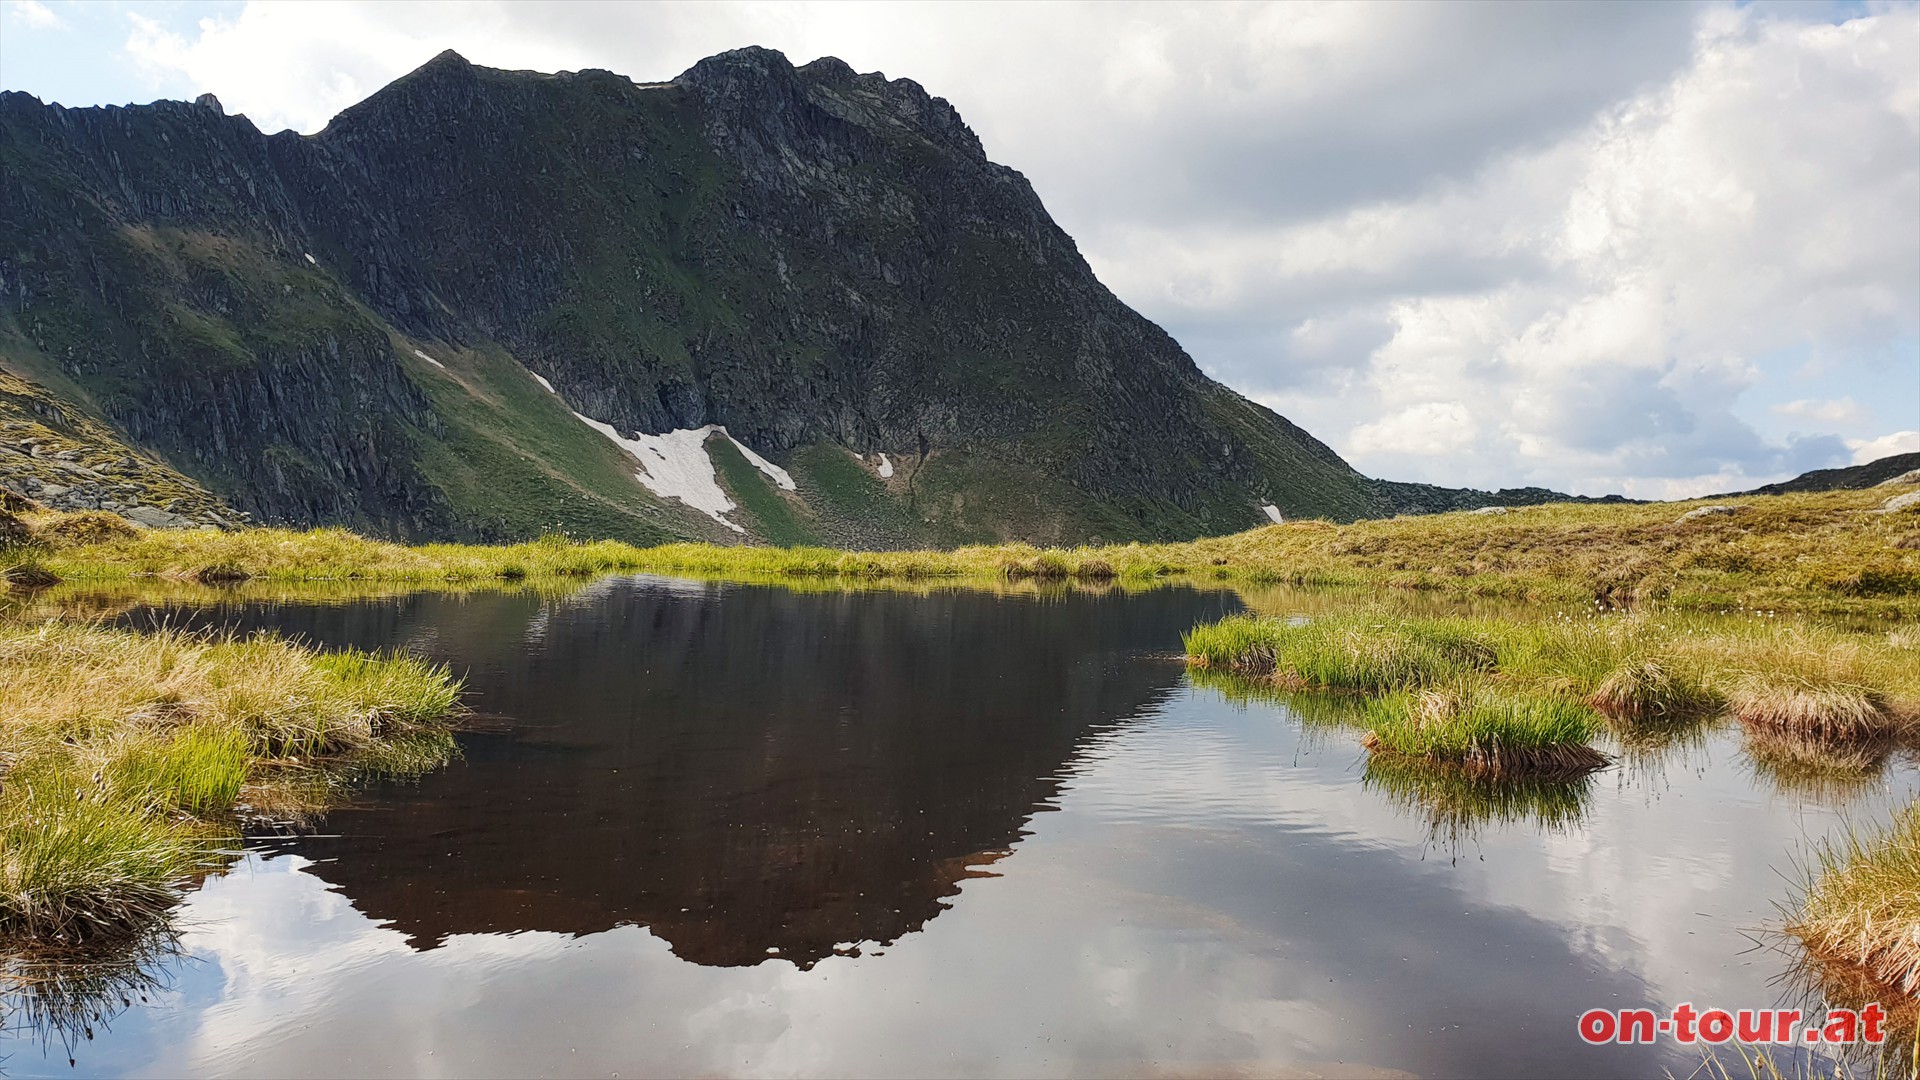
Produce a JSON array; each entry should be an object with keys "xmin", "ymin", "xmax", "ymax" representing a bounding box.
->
[
  {"xmin": 1773, "ymin": 397, "xmax": 1868, "ymax": 424},
  {"xmin": 7, "ymin": 0, "xmax": 62, "ymax": 30},
  {"xmin": 101, "ymin": 0, "xmax": 1920, "ymax": 497},
  {"xmin": 1165, "ymin": 5, "xmax": 1919, "ymax": 497},
  {"xmin": 1849, "ymin": 429, "xmax": 1920, "ymax": 464},
  {"xmin": 1349, "ymin": 401, "xmax": 1478, "ymax": 459}
]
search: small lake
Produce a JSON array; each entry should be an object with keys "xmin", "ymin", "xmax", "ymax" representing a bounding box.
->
[{"xmin": 4, "ymin": 579, "xmax": 1914, "ymax": 1077}]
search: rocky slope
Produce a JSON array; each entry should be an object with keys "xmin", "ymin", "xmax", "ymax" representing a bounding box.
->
[
  {"xmin": 1, "ymin": 48, "xmax": 1591, "ymax": 545},
  {"xmin": 0, "ymin": 370, "xmax": 237, "ymax": 528},
  {"xmin": 1727, "ymin": 452, "xmax": 1920, "ymax": 497}
]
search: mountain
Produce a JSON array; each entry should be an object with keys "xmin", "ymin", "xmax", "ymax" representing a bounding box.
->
[
  {"xmin": 1, "ymin": 47, "xmax": 1591, "ymax": 546},
  {"xmin": 1726, "ymin": 452, "xmax": 1920, "ymax": 497}
]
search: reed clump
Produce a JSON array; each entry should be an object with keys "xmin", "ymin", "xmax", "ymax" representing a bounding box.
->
[
  {"xmin": 1786, "ymin": 802, "xmax": 1920, "ymax": 1001},
  {"xmin": 1358, "ymin": 684, "xmax": 1611, "ymax": 778},
  {"xmin": 1586, "ymin": 657, "xmax": 1720, "ymax": 722},
  {"xmin": 1183, "ymin": 614, "xmax": 1495, "ymax": 690},
  {"xmin": 0, "ymin": 621, "xmax": 463, "ymax": 943},
  {"xmin": 1184, "ymin": 610, "xmax": 1920, "ymax": 752},
  {"xmin": 1729, "ymin": 677, "xmax": 1894, "ymax": 741}
]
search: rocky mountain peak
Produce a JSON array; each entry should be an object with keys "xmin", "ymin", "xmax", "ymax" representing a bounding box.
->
[{"xmin": 0, "ymin": 47, "xmax": 1572, "ymax": 546}]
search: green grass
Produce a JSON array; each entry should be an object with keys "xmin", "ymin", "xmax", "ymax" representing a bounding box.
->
[
  {"xmin": 6, "ymin": 482, "xmax": 1918, "ymax": 618},
  {"xmin": 1587, "ymin": 657, "xmax": 1721, "ymax": 722},
  {"xmin": 1183, "ymin": 613, "xmax": 1495, "ymax": 689},
  {"xmin": 1359, "ymin": 684, "xmax": 1610, "ymax": 776},
  {"xmin": 1181, "ymin": 610, "xmax": 1920, "ymax": 741},
  {"xmin": 1787, "ymin": 802, "xmax": 1920, "ymax": 1004},
  {"xmin": 0, "ymin": 621, "xmax": 465, "ymax": 943},
  {"xmin": 105, "ymin": 725, "xmax": 252, "ymax": 813},
  {"xmin": 0, "ymin": 763, "xmax": 217, "ymax": 944},
  {"xmin": 397, "ymin": 340, "xmax": 716, "ymax": 546},
  {"xmin": 782, "ymin": 444, "xmax": 957, "ymax": 550},
  {"xmin": 708, "ymin": 435, "xmax": 820, "ymax": 547}
]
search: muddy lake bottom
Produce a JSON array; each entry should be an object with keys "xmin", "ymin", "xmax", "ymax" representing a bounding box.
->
[{"xmin": 3, "ymin": 578, "xmax": 1913, "ymax": 1077}]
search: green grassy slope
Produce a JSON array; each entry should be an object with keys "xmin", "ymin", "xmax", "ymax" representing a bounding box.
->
[{"xmin": 395, "ymin": 340, "xmax": 727, "ymax": 546}]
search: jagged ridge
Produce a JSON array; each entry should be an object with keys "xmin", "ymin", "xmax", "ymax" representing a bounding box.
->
[{"xmin": 0, "ymin": 47, "xmax": 1584, "ymax": 544}]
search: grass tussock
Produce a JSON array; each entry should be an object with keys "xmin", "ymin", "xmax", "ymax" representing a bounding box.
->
[
  {"xmin": 0, "ymin": 621, "xmax": 463, "ymax": 943},
  {"xmin": 1183, "ymin": 609, "xmax": 1919, "ymax": 750},
  {"xmin": 5, "ymin": 484, "xmax": 1917, "ymax": 617},
  {"xmin": 1730, "ymin": 678, "xmax": 1894, "ymax": 741},
  {"xmin": 1358, "ymin": 684, "xmax": 1611, "ymax": 778},
  {"xmin": 1183, "ymin": 613, "xmax": 1494, "ymax": 689},
  {"xmin": 32, "ymin": 512, "xmax": 138, "ymax": 549},
  {"xmin": 1586, "ymin": 657, "xmax": 1720, "ymax": 722},
  {"xmin": 1786, "ymin": 802, "xmax": 1920, "ymax": 1000}
]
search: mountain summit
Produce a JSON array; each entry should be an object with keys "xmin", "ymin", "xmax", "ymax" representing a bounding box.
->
[{"xmin": 0, "ymin": 48, "xmax": 1583, "ymax": 545}]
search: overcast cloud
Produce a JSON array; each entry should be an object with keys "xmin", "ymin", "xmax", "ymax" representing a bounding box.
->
[{"xmin": 4, "ymin": 0, "xmax": 1916, "ymax": 496}]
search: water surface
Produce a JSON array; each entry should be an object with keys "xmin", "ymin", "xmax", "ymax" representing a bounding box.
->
[{"xmin": 4, "ymin": 579, "xmax": 1912, "ymax": 1077}]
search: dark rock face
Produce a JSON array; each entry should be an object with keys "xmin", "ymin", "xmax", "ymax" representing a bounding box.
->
[
  {"xmin": 1725, "ymin": 452, "xmax": 1920, "ymax": 497},
  {"xmin": 0, "ymin": 47, "xmax": 1570, "ymax": 542}
]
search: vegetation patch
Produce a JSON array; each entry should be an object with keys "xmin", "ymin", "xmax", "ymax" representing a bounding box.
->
[
  {"xmin": 33, "ymin": 512, "xmax": 138, "ymax": 549},
  {"xmin": 0, "ymin": 510, "xmax": 32, "ymax": 548},
  {"xmin": 1586, "ymin": 657, "xmax": 1720, "ymax": 722},
  {"xmin": 0, "ymin": 621, "xmax": 463, "ymax": 944},
  {"xmin": 3, "ymin": 562, "xmax": 59, "ymax": 590},
  {"xmin": 1184, "ymin": 609, "xmax": 1920, "ymax": 754},
  {"xmin": 1729, "ymin": 677, "xmax": 1894, "ymax": 741},
  {"xmin": 1786, "ymin": 802, "xmax": 1920, "ymax": 1000},
  {"xmin": 7, "ymin": 484, "xmax": 1918, "ymax": 618},
  {"xmin": 1358, "ymin": 684, "xmax": 1610, "ymax": 778},
  {"xmin": 1182, "ymin": 613, "xmax": 1494, "ymax": 689}
]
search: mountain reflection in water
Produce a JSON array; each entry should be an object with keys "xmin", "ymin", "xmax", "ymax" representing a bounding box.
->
[{"xmin": 129, "ymin": 579, "xmax": 1242, "ymax": 967}]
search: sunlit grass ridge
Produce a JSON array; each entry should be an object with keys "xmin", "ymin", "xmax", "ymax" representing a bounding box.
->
[
  {"xmin": 0, "ymin": 621, "xmax": 464, "ymax": 942},
  {"xmin": 5, "ymin": 484, "xmax": 1916, "ymax": 617}
]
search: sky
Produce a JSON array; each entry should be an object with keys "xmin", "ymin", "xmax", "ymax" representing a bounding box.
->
[{"xmin": 2, "ymin": 0, "xmax": 1917, "ymax": 498}]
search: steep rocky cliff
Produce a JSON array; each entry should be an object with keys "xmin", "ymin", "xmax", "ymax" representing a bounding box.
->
[{"xmin": 0, "ymin": 48, "xmax": 1585, "ymax": 545}]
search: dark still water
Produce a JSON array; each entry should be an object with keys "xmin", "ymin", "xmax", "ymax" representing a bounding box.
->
[{"xmin": 6, "ymin": 580, "xmax": 1914, "ymax": 1078}]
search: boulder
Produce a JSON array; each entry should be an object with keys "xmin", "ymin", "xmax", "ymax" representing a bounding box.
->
[
  {"xmin": 1677, "ymin": 504, "xmax": 1744, "ymax": 523},
  {"xmin": 122, "ymin": 504, "xmax": 194, "ymax": 529}
]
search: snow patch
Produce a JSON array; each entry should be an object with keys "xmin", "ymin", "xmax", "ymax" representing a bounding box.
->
[
  {"xmin": 572, "ymin": 416, "xmax": 793, "ymax": 532},
  {"xmin": 731, "ymin": 437, "xmax": 796, "ymax": 491},
  {"xmin": 876, "ymin": 453, "xmax": 894, "ymax": 479},
  {"xmin": 530, "ymin": 372, "xmax": 556, "ymax": 394},
  {"xmin": 1261, "ymin": 503, "xmax": 1284, "ymax": 524},
  {"xmin": 410, "ymin": 348, "xmax": 446, "ymax": 370},
  {"xmin": 303, "ymin": 253, "xmax": 316, "ymax": 265}
]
